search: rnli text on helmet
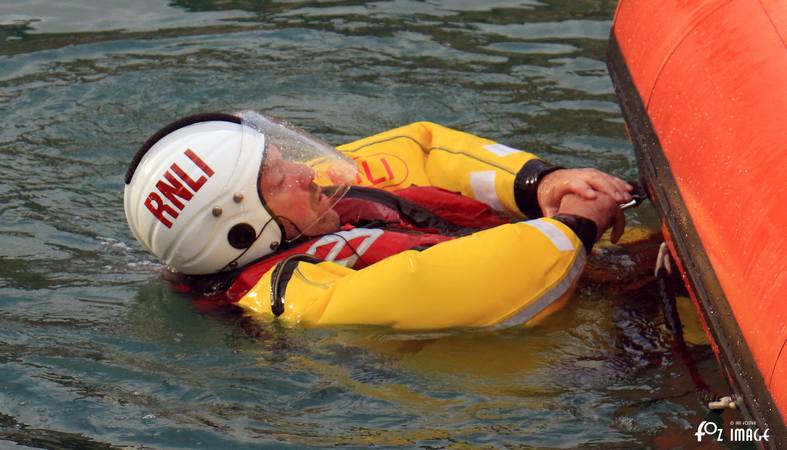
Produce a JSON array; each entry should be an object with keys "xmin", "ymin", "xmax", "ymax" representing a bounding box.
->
[{"xmin": 144, "ymin": 149, "xmax": 215, "ymax": 228}]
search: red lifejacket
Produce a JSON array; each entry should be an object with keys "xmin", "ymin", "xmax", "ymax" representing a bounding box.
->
[{"xmin": 169, "ymin": 186, "xmax": 509, "ymax": 305}]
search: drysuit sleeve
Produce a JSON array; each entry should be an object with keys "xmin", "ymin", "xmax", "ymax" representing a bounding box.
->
[
  {"xmin": 336, "ymin": 122, "xmax": 561, "ymax": 219},
  {"xmin": 235, "ymin": 218, "xmax": 585, "ymax": 330}
]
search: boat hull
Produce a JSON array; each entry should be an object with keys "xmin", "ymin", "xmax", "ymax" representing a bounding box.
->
[{"xmin": 607, "ymin": 0, "xmax": 787, "ymax": 443}]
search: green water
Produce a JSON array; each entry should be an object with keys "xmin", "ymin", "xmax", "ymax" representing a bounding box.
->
[{"xmin": 1, "ymin": 1, "xmax": 735, "ymax": 448}]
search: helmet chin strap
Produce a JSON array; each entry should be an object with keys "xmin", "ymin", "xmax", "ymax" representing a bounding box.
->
[
  {"xmin": 276, "ymin": 214, "xmax": 341, "ymax": 243},
  {"xmin": 275, "ymin": 215, "xmax": 305, "ymax": 243}
]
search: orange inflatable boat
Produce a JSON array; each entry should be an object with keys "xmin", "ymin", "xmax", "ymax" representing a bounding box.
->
[{"xmin": 607, "ymin": 0, "xmax": 787, "ymax": 443}]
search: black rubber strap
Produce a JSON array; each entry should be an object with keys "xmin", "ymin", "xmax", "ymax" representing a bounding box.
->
[
  {"xmin": 270, "ymin": 254, "xmax": 322, "ymax": 317},
  {"xmin": 552, "ymin": 214, "xmax": 597, "ymax": 254},
  {"xmin": 513, "ymin": 159, "xmax": 563, "ymax": 218}
]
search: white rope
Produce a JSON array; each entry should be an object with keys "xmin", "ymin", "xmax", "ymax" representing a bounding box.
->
[
  {"xmin": 654, "ymin": 241, "xmax": 672, "ymax": 278},
  {"xmin": 708, "ymin": 396, "xmax": 737, "ymax": 410}
]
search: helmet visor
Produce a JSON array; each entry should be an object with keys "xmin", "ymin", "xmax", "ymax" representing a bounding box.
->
[{"xmin": 240, "ymin": 111, "xmax": 357, "ymax": 241}]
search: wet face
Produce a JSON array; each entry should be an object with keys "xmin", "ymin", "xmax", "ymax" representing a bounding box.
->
[{"xmin": 258, "ymin": 144, "xmax": 340, "ymax": 239}]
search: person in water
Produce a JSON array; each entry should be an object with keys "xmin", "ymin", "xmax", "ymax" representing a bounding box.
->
[{"xmin": 124, "ymin": 111, "xmax": 632, "ymax": 329}]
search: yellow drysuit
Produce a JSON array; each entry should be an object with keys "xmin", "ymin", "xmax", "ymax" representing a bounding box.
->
[{"xmin": 238, "ymin": 122, "xmax": 588, "ymax": 329}]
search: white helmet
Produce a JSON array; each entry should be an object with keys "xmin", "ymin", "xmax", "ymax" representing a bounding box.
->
[{"xmin": 124, "ymin": 111, "xmax": 355, "ymax": 275}]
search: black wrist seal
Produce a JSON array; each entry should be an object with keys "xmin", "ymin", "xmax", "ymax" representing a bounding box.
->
[{"xmin": 514, "ymin": 159, "xmax": 563, "ymax": 218}]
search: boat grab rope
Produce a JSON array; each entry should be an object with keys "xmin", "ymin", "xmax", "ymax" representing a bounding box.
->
[{"xmin": 655, "ymin": 242, "xmax": 733, "ymax": 411}]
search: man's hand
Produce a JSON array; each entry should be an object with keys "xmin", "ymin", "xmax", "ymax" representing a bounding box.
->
[
  {"xmin": 557, "ymin": 192, "xmax": 626, "ymax": 243},
  {"xmin": 537, "ymin": 168, "xmax": 633, "ymax": 217}
]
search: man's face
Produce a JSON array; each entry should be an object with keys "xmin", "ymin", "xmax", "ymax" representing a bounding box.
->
[{"xmin": 258, "ymin": 144, "xmax": 340, "ymax": 239}]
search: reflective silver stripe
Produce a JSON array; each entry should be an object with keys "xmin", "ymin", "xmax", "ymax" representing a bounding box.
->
[
  {"xmin": 484, "ymin": 143, "xmax": 522, "ymax": 157},
  {"xmin": 525, "ymin": 219, "xmax": 575, "ymax": 251},
  {"xmin": 469, "ymin": 170, "xmax": 505, "ymax": 211},
  {"xmin": 494, "ymin": 249, "xmax": 586, "ymax": 329}
]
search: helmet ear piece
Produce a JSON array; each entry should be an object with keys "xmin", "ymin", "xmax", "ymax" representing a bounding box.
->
[{"xmin": 228, "ymin": 223, "xmax": 257, "ymax": 249}]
